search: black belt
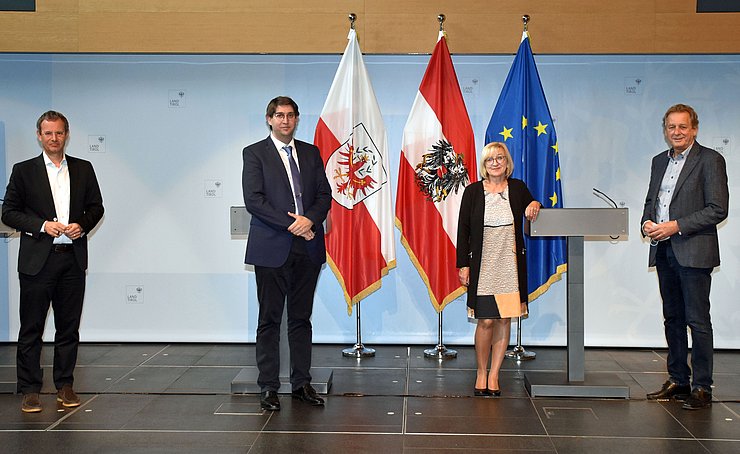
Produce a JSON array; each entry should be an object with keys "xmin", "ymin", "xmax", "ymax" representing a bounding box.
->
[{"xmin": 51, "ymin": 244, "xmax": 74, "ymax": 253}]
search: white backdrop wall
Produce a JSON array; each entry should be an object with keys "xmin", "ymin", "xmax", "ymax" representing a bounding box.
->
[
  {"xmin": 0, "ymin": 53, "xmax": 738, "ymax": 347},
  {"xmin": 0, "ymin": 121, "xmax": 8, "ymax": 340}
]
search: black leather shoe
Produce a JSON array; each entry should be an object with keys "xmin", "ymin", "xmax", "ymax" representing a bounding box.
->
[
  {"xmin": 474, "ymin": 388, "xmax": 491, "ymax": 397},
  {"xmin": 646, "ymin": 380, "xmax": 690, "ymax": 401},
  {"xmin": 488, "ymin": 389, "xmax": 502, "ymax": 397},
  {"xmin": 260, "ymin": 390, "xmax": 280, "ymax": 411},
  {"xmin": 682, "ymin": 388, "xmax": 712, "ymax": 410},
  {"xmin": 291, "ymin": 384, "xmax": 324, "ymax": 406}
]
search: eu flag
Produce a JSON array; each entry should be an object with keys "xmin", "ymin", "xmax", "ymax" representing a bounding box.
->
[{"xmin": 485, "ymin": 31, "xmax": 567, "ymax": 302}]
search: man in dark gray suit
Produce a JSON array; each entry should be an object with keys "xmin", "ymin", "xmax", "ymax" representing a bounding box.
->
[{"xmin": 641, "ymin": 104, "xmax": 728, "ymax": 410}]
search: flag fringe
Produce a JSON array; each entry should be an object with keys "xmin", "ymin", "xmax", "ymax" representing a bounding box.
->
[
  {"xmin": 528, "ymin": 262, "xmax": 568, "ymax": 303},
  {"xmin": 395, "ymin": 217, "xmax": 465, "ymax": 313},
  {"xmin": 325, "ymin": 253, "xmax": 396, "ymax": 316}
]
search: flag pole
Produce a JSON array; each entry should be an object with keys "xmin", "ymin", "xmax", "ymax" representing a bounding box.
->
[
  {"xmin": 337, "ymin": 12, "xmax": 374, "ymax": 359},
  {"xmin": 505, "ymin": 14, "xmax": 537, "ymax": 363},
  {"xmin": 421, "ymin": 13, "xmax": 457, "ymax": 361},
  {"xmin": 505, "ymin": 316, "xmax": 536, "ymax": 361},
  {"xmin": 424, "ymin": 310, "xmax": 457, "ymax": 359},
  {"xmin": 342, "ymin": 300, "xmax": 376, "ymax": 357}
]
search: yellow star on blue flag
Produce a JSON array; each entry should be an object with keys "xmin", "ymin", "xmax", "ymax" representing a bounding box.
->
[
  {"xmin": 484, "ymin": 31, "xmax": 566, "ymax": 302},
  {"xmin": 534, "ymin": 121, "xmax": 548, "ymax": 136},
  {"xmin": 499, "ymin": 126, "xmax": 513, "ymax": 141}
]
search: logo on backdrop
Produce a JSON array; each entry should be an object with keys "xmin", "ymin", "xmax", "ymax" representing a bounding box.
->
[
  {"xmin": 326, "ymin": 123, "xmax": 387, "ymax": 210},
  {"xmin": 414, "ymin": 139, "xmax": 469, "ymax": 203}
]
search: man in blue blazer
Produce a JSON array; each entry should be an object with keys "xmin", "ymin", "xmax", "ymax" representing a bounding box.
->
[
  {"xmin": 641, "ymin": 104, "xmax": 729, "ymax": 410},
  {"xmin": 242, "ymin": 96, "xmax": 331, "ymax": 411},
  {"xmin": 2, "ymin": 111, "xmax": 104, "ymax": 413}
]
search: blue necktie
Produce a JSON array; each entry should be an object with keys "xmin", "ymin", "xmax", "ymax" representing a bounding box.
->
[{"xmin": 283, "ymin": 145, "xmax": 304, "ymax": 215}]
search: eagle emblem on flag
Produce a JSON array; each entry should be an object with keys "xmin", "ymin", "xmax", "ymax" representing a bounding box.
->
[
  {"xmin": 414, "ymin": 139, "xmax": 469, "ymax": 203},
  {"xmin": 327, "ymin": 122, "xmax": 388, "ymax": 210}
]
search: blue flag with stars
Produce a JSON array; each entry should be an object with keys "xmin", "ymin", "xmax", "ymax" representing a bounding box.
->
[{"xmin": 485, "ymin": 31, "xmax": 567, "ymax": 302}]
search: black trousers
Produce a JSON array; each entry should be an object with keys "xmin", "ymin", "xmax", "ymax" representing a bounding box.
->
[
  {"xmin": 254, "ymin": 239, "xmax": 321, "ymax": 392},
  {"xmin": 16, "ymin": 249, "xmax": 85, "ymax": 394}
]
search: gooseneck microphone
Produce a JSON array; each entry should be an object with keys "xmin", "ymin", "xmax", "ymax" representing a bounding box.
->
[{"xmin": 592, "ymin": 187, "xmax": 617, "ymax": 208}]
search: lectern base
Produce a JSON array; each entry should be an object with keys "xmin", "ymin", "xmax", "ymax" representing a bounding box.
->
[
  {"xmin": 524, "ymin": 371, "xmax": 629, "ymax": 398},
  {"xmin": 230, "ymin": 367, "xmax": 333, "ymax": 394}
]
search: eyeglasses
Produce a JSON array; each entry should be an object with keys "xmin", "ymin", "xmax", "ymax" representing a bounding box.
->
[
  {"xmin": 485, "ymin": 156, "xmax": 506, "ymax": 164},
  {"xmin": 272, "ymin": 112, "xmax": 296, "ymax": 120}
]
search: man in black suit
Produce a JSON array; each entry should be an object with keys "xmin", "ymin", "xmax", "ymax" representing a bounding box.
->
[
  {"xmin": 242, "ymin": 96, "xmax": 331, "ymax": 411},
  {"xmin": 641, "ymin": 104, "xmax": 728, "ymax": 410},
  {"xmin": 2, "ymin": 111, "xmax": 104, "ymax": 413}
]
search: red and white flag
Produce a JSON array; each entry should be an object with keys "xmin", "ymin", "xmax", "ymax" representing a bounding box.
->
[
  {"xmin": 395, "ymin": 32, "xmax": 477, "ymax": 312},
  {"xmin": 314, "ymin": 29, "xmax": 396, "ymax": 314}
]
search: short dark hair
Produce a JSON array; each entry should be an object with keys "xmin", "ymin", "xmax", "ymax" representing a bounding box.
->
[
  {"xmin": 36, "ymin": 110, "xmax": 69, "ymax": 133},
  {"xmin": 663, "ymin": 104, "xmax": 698, "ymax": 129},
  {"xmin": 265, "ymin": 96, "xmax": 299, "ymax": 119}
]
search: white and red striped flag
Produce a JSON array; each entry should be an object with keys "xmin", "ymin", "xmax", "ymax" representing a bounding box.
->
[
  {"xmin": 314, "ymin": 28, "xmax": 396, "ymax": 314},
  {"xmin": 395, "ymin": 32, "xmax": 477, "ymax": 312}
]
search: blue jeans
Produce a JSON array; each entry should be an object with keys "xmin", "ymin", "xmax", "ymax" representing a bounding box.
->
[{"xmin": 655, "ymin": 241, "xmax": 713, "ymax": 390}]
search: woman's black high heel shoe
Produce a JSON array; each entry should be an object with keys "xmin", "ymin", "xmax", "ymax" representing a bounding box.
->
[
  {"xmin": 488, "ymin": 389, "xmax": 502, "ymax": 397},
  {"xmin": 474, "ymin": 388, "xmax": 491, "ymax": 397}
]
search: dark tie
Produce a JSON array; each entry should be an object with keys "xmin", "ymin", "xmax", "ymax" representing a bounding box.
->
[{"xmin": 283, "ymin": 145, "xmax": 304, "ymax": 215}]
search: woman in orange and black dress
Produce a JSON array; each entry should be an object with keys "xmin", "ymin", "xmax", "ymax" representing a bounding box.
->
[{"xmin": 457, "ymin": 142, "xmax": 540, "ymax": 396}]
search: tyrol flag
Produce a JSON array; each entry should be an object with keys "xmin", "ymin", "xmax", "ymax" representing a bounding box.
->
[
  {"xmin": 396, "ymin": 32, "xmax": 478, "ymax": 312},
  {"xmin": 485, "ymin": 31, "xmax": 567, "ymax": 301},
  {"xmin": 314, "ymin": 28, "xmax": 396, "ymax": 314}
]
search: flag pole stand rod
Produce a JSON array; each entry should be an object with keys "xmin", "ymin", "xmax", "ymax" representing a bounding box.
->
[
  {"xmin": 505, "ymin": 316, "xmax": 536, "ymax": 361},
  {"xmin": 424, "ymin": 310, "xmax": 457, "ymax": 359},
  {"xmin": 342, "ymin": 300, "xmax": 376, "ymax": 357}
]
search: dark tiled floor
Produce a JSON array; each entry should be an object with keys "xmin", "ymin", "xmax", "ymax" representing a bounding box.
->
[{"xmin": 0, "ymin": 343, "xmax": 738, "ymax": 453}]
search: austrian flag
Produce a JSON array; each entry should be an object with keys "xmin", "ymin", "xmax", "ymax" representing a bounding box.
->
[
  {"xmin": 395, "ymin": 32, "xmax": 477, "ymax": 312},
  {"xmin": 314, "ymin": 29, "xmax": 396, "ymax": 314}
]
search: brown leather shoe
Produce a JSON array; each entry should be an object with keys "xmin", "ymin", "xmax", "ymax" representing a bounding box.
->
[
  {"xmin": 56, "ymin": 384, "xmax": 81, "ymax": 407},
  {"xmin": 21, "ymin": 393, "xmax": 42, "ymax": 413},
  {"xmin": 646, "ymin": 380, "xmax": 690, "ymax": 401}
]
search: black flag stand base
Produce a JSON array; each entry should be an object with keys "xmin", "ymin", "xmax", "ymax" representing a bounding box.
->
[
  {"xmin": 342, "ymin": 300, "xmax": 376, "ymax": 358},
  {"xmin": 424, "ymin": 311, "xmax": 457, "ymax": 359},
  {"xmin": 505, "ymin": 316, "xmax": 536, "ymax": 361}
]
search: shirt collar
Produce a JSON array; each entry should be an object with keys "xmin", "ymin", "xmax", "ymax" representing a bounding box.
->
[
  {"xmin": 669, "ymin": 141, "xmax": 694, "ymax": 160},
  {"xmin": 270, "ymin": 134, "xmax": 295, "ymax": 155},
  {"xmin": 42, "ymin": 152, "xmax": 67, "ymax": 168}
]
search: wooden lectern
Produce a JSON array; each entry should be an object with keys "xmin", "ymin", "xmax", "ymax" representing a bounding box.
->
[{"xmin": 524, "ymin": 208, "xmax": 630, "ymax": 398}]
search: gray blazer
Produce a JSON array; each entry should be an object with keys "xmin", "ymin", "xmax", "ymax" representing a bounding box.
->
[{"xmin": 641, "ymin": 141, "xmax": 729, "ymax": 268}]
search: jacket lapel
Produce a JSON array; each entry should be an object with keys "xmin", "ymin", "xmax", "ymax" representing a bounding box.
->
[
  {"xmin": 293, "ymin": 142, "xmax": 312, "ymax": 193},
  {"xmin": 265, "ymin": 138, "xmax": 291, "ymax": 191},
  {"xmin": 33, "ymin": 154, "xmax": 57, "ymax": 219},
  {"xmin": 673, "ymin": 142, "xmax": 701, "ymax": 198}
]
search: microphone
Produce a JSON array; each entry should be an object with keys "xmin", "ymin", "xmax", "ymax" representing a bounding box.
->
[
  {"xmin": 592, "ymin": 188, "xmax": 622, "ymax": 240},
  {"xmin": 592, "ymin": 188, "xmax": 617, "ymax": 208}
]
